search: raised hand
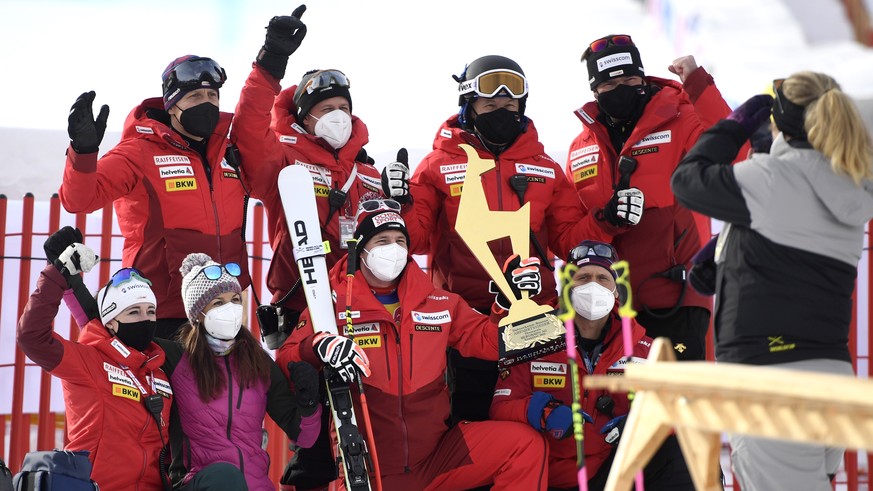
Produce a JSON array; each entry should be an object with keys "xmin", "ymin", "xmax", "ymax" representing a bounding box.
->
[
  {"xmin": 68, "ymin": 91, "xmax": 109, "ymax": 154},
  {"xmin": 381, "ymin": 148, "xmax": 411, "ymax": 204},
  {"xmin": 727, "ymin": 94, "xmax": 774, "ymax": 137},
  {"xmin": 256, "ymin": 5, "xmax": 308, "ymax": 80}
]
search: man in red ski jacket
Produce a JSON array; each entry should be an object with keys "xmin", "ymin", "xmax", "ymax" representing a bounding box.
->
[
  {"xmin": 278, "ymin": 200, "xmax": 548, "ymax": 490},
  {"xmin": 565, "ymin": 34, "xmax": 739, "ymax": 361},
  {"xmin": 232, "ymin": 7, "xmax": 395, "ymax": 349},
  {"xmin": 405, "ymin": 54, "xmax": 617, "ymax": 422},
  {"xmin": 59, "ymin": 55, "xmax": 249, "ymax": 339},
  {"xmin": 491, "ymin": 240, "xmax": 692, "ymax": 490}
]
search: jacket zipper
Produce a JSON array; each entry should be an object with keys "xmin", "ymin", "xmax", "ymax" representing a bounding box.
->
[
  {"xmin": 390, "ymin": 324, "xmax": 410, "ymax": 472},
  {"xmin": 408, "ymin": 333, "xmax": 414, "ymax": 379},
  {"xmin": 224, "ymin": 357, "xmax": 246, "ymax": 474},
  {"xmin": 208, "ymin": 175, "xmax": 223, "ymax": 261}
]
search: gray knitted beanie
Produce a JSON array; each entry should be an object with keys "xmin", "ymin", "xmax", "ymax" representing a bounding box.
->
[{"xmin": 179, "ymin": 253, "xmax": 242, "ymax": 324}]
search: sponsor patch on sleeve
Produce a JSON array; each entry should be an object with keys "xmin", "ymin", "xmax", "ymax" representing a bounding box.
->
[
  {"xmin": 165, "ymin": 178, "xmax": 197, "ymax": 192},
  {"xmin": 357, "ymin": 174, "xmax": 382, "ymax": 191},
  {"xmin": 136, "ymin": 126, "xmax": 155, "ymax": 134},
  {"xmin": 439, "ymin": 128, "xmax": 452, "ymax": 139},
  {"xmin": 279, "ymin": 135, "xmax": 298, "ymax": 144},
  {"xmin": 494, "ymin": 388, "xmax": 511, "ymax": 397}
]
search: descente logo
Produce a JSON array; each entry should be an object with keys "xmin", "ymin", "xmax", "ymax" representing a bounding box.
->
[{"xmin": 411, "ymin": 310, "xmax": 451, "ymax": 325}]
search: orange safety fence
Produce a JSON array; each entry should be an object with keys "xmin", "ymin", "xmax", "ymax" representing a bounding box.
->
[{"xmin": 0, "ymin": 193, "xmax": 871, "ymax": 490}]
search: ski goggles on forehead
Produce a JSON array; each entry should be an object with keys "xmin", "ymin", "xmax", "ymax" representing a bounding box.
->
[
  {"xmin": 198, "ymin": 263, "xmax": 242, "ymax": 281},
  {"xmin": 107, "ymin": 267, "xmax": 152, "ymax": 287},
  {"xmin": 582, "ymin": 34, "xmax": 635, "ymax": 60},
  {"xmin": 568, "ymin": 243, "xmax": 618, "ymax": 264},
  {"xmin": 358, "ymin": 199, "xmax": 402, "ymax": 214},
  {"xmin": 303, "ymin": 69, "xmax": 351, "ymax": 94},
  {"xmin": 166, "ymin": 58, "xmax": 227, "ymax": 90},
  {"xmin": 459, "ymin": 69, "xmax": 528, "ymax": 99}
]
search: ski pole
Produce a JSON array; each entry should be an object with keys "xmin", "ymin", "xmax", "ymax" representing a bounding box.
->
[
  {"xmin": 345, "ymin": 239, "xmax": 383, "ymax": 491},
  {"xmin": 610, "ymin": 260, "xmax": 645, "ymax": 491},
  {"xmin": 558, "ymin": 263, "xmax": 588, "ymax": 491}
]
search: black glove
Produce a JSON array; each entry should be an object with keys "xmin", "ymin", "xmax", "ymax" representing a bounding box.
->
[
  {"xmin": 287, "ymin": 361, "xmax": 319, "ymax": 417},
  {"xmin": 490, "ymin": 254, "xmax": 541, "ymax": 311},
  {"xmin": 381, "ymin": 148, "xmax": 411, "ymax": 204},
  {"xmin": 726, "ymin": 94, "xmax": 774, "ymax": 137},
  {"xmin": 601, "ymin": 187, "xmax": 644, "ymax": 227},
  {"xmin": 44, "ymin": 226, "xmax": 83, "ymax": 265},
  {"xmin": 256, "ymin": 5, "xmax": 307, "ymax": 80},
  {"xmin": 68, "ymin": 91, "xmax": 109, "ymax": 154},
  {"xmin": 599, "ymin": 415, "xmax": 628, "ymax": 445}
]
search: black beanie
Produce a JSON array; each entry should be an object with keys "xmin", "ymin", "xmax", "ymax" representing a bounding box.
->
[
  {"xmin": 354, "ymin": 208, "xmax": 409, "ymax": 256},
  {"xmin": 584, "ymin": 43, "xmax": 645, "ymax": 91},
  {"xmin": 293, "ymin": 70, "xmax": 352, "ymax": 122}
]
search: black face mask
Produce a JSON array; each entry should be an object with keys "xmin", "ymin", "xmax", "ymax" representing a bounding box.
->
[
  {"xmin": 114, "ymin": 319, "xmax": 157, "ymax": 352},
  {"xmin": 178, "ymin": 102, "xmax": 220, "ymax": 138},
  {"xmin": 473, "ymin": 108, "xmax": 522, "ymax": 146},
  {"xmin": 597, "ymin": 83, "xmax": 650, "ymax": 122}
]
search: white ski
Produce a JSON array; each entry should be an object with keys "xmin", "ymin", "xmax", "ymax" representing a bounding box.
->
[{"xmin": 278, "ymin": 164, "xmax": 373, "ymax": 491}]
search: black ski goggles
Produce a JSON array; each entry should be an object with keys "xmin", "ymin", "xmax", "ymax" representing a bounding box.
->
[
  {"xmin": 165, "ymin": 57, "xmax": 227, "ymax": 91},
  {"xmin": 197, "ymin": 263, "xmax": 242, "ymax": 281},
  {"xmin": 459, "ymin": 69, "xmax": 528, "ymax": 99},
  {"xmin": 568, "ymin": 242, "xmax": 618, "ymax": 264},
  {"xmin": 582, "ymin": 34, "xmax": 635, "ymax": 61}
]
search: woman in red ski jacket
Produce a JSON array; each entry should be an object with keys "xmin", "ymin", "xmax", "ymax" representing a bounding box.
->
[{"xmin": 17, "ymin": 228, "xmax": 172, "ymax": 490}]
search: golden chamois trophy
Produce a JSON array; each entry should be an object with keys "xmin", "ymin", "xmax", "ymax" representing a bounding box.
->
[{"xmin": 455, "ymin": 144, "xmax": 565, "ymax": 368}]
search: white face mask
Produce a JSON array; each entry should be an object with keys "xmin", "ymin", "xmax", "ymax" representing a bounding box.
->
[
  {"xmin": 362, "ymin": 243, "xmax": 408, "ymax": 282},
  {"xmin": 203, "ymin": 302, "xmax": 243, "ymax": 340},
  {"xmin": 312, "ymin": 109, "xmax": 352, "ymax": 149},
  {"xmin": 571, "ymin": 282, "xmax": 616, "ymax": 320}
]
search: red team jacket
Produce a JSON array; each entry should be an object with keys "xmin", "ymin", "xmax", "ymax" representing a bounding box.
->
[
  {"xmin": 277, "ymin": 257, "xmax": 499, "ymax": 476},
  {"xmin": 491, "ymin": 313, "xmax": 651, "ymax": 488},
  {"xmin": 406, "ymin": 115, "xmax": 617, "ymax": 310},
  {"xmin": 59, "ymin": 98, "xmax": 249, "ymax": 319},
  {"xmin": 232, "ymin": 65, "xmax": 385, "ymax": 311},
  {"xmin": 18, "ymin": 266, "xmax": 172, "ymax": 491},
  {"xmin": 565, "ymin": 70, "xmax": 732, "ymax": 313}
]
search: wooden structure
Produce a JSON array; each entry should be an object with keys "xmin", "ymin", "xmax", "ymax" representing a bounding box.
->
[{"xmin": 585, "ymin": 337, "xmax": 873, "ymax": 491}]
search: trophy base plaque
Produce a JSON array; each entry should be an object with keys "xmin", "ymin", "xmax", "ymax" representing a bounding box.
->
[{"xmin": 498, "ymin": 310, "xmax": 566, "ymax": 369}]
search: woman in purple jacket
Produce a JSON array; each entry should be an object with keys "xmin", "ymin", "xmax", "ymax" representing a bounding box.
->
[{"xmin": 158, "ymin": 253, "xmax": 322, "ymax": 491}]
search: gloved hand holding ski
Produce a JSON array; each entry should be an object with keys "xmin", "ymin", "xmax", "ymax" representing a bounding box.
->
[
  {"xmin": 256, "ymin": 4, "xmax": 307, "ymax": 80},
  {"xmin": 527, "ymin": 391, "xmax": 592, "ymax": 440},
  {"xmin": 381, "ymin": 148, "xmax": 411, "ymax": 204},
  {"xmin": 312, "ymin": 332, "xmax": 371, "ymax": 383},
  {"xmin": 68, "ymin": 91, "xmax": 109, "ymax": 154},
  {"xmin": 491, "ymin": 254, "xmax": 541, "ymax": 311},
  {"xmin": 602, "ymin": 187, "xmax": 644, "ymax": 227}
]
